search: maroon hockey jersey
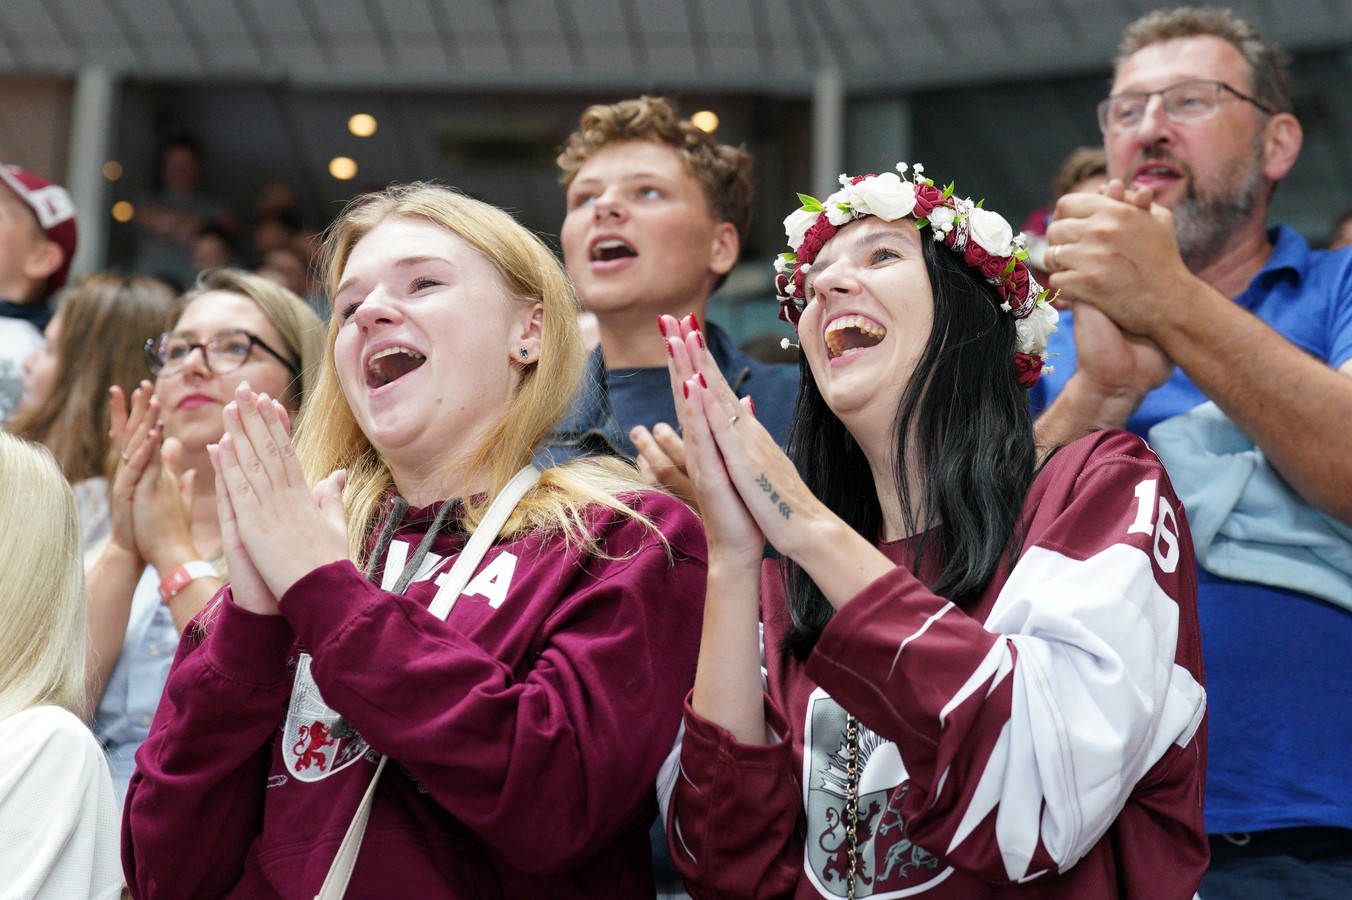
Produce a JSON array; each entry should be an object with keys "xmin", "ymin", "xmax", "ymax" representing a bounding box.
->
[
  {"xmin": 669, "ymin": 430, "xmax": 1207, "ymax": 899},
  {"xmin": 124, "ymin": 489, "xmax": 706, "ymax": 898}
]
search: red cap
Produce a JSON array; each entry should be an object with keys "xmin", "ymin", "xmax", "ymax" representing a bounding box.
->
[{"xmin": 0, "ymin": 164, "xmax": 78, "ymax": 299}]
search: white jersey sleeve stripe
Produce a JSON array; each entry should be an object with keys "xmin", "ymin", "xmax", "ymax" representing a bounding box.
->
[
  {"xmin": 941, "ymin": 543, "xmax": 1204, "ymax": 879},
  {"xmin": 889, "ymin": 600, "xmax": 955, "ymax": 678}
]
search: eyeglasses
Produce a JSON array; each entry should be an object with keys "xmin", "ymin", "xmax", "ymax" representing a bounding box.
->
[
  {"xmin": 144, "ymin": 329, "xmax": 299, "ymax": 378},
  {"xmin": 1097, "ymin": 80, "xmax": 1275, "ymax": 134}
]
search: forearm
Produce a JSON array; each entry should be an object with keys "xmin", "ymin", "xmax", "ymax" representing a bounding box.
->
[
  {"xmin": 1157, "ymin": 290, "xmax": 1352, "ymax": 521},
  {"xmin": 671, "ymin": 696, "xmax": 803, "ymax": 899},
  {"xmin": 785, "ymin": 513, "xmax": 897, "ymax": 612},
  {"xmin": 284, "ymin": 552, "xmax": 706, "ymax": 871},
  {"xmin": 1034, "ymin": 373, "xmax": 1144, "ymax": 449},
  {"xmin": 123, "ymin": 597, "xmax": 293, "ymax": 897},
  {"xmin": 690, "ymin": 556, "xmax": 769, "ymax": 745},
  {"xmin": 84, "ymin": 541, "xmax": 146, "ymax": 713}
]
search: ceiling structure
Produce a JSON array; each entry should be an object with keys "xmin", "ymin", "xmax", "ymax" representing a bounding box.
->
[{"xmin": 0, "ymin": 0, "xmax": 1349, "ymax": 94}]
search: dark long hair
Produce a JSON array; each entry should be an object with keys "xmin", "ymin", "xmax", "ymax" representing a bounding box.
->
[{"xmin": 782, "ymin": 230, "xmax": 1038, "ymax": 660}]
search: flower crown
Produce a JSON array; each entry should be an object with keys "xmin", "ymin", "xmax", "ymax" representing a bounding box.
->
[{"xmin": 773, "ymin": 163, "xmax": 1058, "ymax": 388}]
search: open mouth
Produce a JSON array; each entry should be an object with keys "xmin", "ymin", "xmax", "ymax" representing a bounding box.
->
[
  {"xmin": 1132, "ymin": 162, "xmax": 1181, "ymax": 185},
  {"xmin": 824, "ymin": 315, "xmax": 886, "ymax": 360},
  {"xmin": 367, "ymin": 346, "xmax": 426, "ymax": 388},
  {"xmin": 591, "ymin": 238, "xmax": 637, "ymax": 262}
]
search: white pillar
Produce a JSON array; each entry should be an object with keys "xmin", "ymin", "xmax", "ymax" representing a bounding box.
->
[
  {"xmin": 812, "ymin": 68, "xmax": 845, "ymax": 198},
  {"xmin": 65, "ymin": 68, "xmax": 119, "ymax": 276}
]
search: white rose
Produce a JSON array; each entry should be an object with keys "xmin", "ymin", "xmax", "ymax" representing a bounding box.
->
[
  {"xmin": 1014, "ymin": 304, "xmax": 1059, "ymax": 353},
  {"xmin": 845, "ymin": 172, "xmax": 917, "ymax": 221},
  {"xmin": 928, "ymin": 207, "xmax": 956, "ymax": 230},
  {"xmin": 783, "ymin": 207, "xmax": 820, "ymax": 250},
  {"xmin": 966, "ymin": 208, "xmax": 1015, "ymax": 257}
]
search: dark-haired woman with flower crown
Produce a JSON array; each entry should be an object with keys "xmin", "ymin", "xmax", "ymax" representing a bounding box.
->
[{"xmin": 660, "ymin": 164, "xmax": 1208, "ymax": 899}]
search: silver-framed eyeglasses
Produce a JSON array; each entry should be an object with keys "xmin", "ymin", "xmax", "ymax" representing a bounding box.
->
[
  {"xmin": 144, "ymin": 329, "xmax": 299, "ymax": 378},
  {"xmin": 1097, "ymin": 79, "xmax": 1275, "ymax": 134}
]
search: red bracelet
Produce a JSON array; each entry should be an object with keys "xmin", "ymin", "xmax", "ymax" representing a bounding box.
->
[{"xmin": 159, "ymin": 560, "xmax": 218, "ymax": 603}]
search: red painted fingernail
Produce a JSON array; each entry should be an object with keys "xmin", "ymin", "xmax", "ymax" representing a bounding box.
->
[
  {"xmin": 682, "ymin": 381, "xmax": 689, "ymax": 398},
  {"xmin": 656, "ymin": 315, "xmax": 666, "ymax": 336},
  {"xmin": 665, "ymin": 338, "xmax": 674, "ymax": 358},
  {"xmin": 695, "ymin": 331, "xmax": 705, "ymax": 350},
  {"xmin": 698, "ymin": 373, "xmax": 708, "ymax": 388},
  {"xmin": 685, "ymin": 313, "xmax": 698, "ymax": 331},
  {"xmin": 748, "ymin": 395, "xmax": 756, "ymax": 415}
]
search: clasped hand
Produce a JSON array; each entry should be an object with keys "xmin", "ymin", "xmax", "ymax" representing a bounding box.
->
[
  {"xmin": 659, "ymin": 314, "xmax": 821, "ymax": 564},
  {"xmin": 208, "ymin": 382, "xmax": 348, "ymax": 615},
  {"xmin": 1043, "ymin": 180, "xmax": 1179, "ymax": 405}
]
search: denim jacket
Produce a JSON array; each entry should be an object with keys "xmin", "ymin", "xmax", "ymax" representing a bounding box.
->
[
  {"xmin": 91, "ymin": 566, "xmax": 176, "ymax": 809},
  {"xmin": 541, "ymin": 321, "xmax": 799, "ymax": 464}
]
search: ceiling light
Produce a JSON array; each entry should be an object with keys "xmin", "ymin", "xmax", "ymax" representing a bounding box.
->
[
  {"xmin": 329, "ymin": 157, "xmax": 358, "ymax": 180},
  {"xmin": 690, "ymin": 110, "xmax": 719, "ymax": 133},
  {"xmin": 348, "ymin": 114, "xmax": 378, "ymax": 137}
]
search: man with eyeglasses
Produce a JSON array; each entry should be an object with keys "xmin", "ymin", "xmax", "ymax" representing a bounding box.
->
[{"xmin": 1032, "ymin": 7, "xmax": 1352, "ymax": 898}]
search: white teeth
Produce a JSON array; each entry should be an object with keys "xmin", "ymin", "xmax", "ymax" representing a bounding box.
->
[
  {"xmin": 592, "ymin": 238, "xmax": 635, "ymax": 261},
  {"xmin": 825, "ymin": 315, "xmax": 886, "ymax": 339},
  {"xmin": 370, "ymin": 346, "xmax": 420, "ymax": 363},
  {"xmin": 368, "ymin": 346, "xmax": 423, "ymax": 374},
  {"xmin": 823, "ymin": 315, "xmax": 887, "ymax": 359}
]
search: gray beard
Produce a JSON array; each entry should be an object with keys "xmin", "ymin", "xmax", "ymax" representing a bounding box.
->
[{"xmin": 1170, "ymin": 138, "xmax": 1265, "ymax": 272}]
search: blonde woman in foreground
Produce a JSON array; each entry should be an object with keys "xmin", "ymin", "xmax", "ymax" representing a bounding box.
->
[
  {"xmin": 0, "ymin": 431, "xmax": 119, "ymax": 898},
  {"xmin": 124, "ymin": 184, "xmax": 706, "ymax": 897}
]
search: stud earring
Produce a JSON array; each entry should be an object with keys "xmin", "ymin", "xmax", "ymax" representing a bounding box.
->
[{"xmin": 519, "ymin": 347, "xmax": 530, "ymax": 360}]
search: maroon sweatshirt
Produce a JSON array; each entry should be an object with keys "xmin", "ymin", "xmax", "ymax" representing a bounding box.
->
[
  {"xmin": 669, "ymin": 431, "xmax": 1208, "ymax": 899},
  {"xmin": 124, "ymin": 489, "xmax": 706, "ymax": 898}
]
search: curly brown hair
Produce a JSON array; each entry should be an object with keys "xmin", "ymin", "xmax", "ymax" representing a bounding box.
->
[
  {"xmin": 557, "ymin": 96, "xmax": 754, "ymax": 244},
  {"xmin": 1116, "ymin": 7, "xmax": 1292, "ymax": 114}
]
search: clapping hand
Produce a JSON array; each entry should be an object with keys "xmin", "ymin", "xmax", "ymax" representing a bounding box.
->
[
  {"xmin": 211, "ymin": 382, "xmax": 348, "ymax": 613},
  {"xmin": 108, "ymin": 382, "xmax": 197, "ymax": 567},
  {"xmin": 661, "ymin": 314, "xmax": 824, "ymax": 562}
]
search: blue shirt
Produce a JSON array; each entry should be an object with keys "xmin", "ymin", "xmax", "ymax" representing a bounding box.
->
[
  {"xmin": 91, "ymin": 566, "xmax": 177, "ymax": 810},
  {"xmin": 1032, "ymin": 226, "xmax": 1352, "ymax": 834}
]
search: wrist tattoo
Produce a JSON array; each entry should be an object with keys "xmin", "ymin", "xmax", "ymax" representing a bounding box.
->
[{"xmin": 755, "ymin": 474, "xmax": 793, "ymax": 519}]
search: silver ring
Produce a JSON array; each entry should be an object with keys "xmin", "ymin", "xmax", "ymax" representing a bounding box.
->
[
  {"xmin": 728, "ymin": 415, "xmax": 740, "ymax": 426},
  {"xmin": 120, "ymin": 452, "xmax": 130, "ymax": 463}
]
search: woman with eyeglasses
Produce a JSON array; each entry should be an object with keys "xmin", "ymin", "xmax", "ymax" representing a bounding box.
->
[{"xmin": 85, "ymin": 268, "xmax": 324, "ymax": 805}]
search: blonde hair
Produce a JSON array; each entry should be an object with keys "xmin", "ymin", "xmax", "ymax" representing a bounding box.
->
[
  {"xmin": 296, "ymin": 182, "xmax": 654, "ymax": 562},
  {"xmin": 0, "ymin": 433, "xmax": 87, "ymax": 722},
  {"xmin": 9, "ymin": 273, "xmax": 181, "ymax": 483},
  {"xmin": 180, "ymin": 268, "xmax": 327, "ymax": 409}
]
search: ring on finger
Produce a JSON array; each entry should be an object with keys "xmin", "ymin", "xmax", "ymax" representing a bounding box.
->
[{"xmin": 728, "ymin": 415, "xmax": 740, "ymax": 425}]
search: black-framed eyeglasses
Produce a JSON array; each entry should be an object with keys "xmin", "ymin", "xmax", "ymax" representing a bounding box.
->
[
  {"xmin": 144, "ymin": 329, "xmax": 299, "ymax": 378},
  {"xmin": 1097, "ymin": 79, "xmax": 1275, "ymax": 134}
]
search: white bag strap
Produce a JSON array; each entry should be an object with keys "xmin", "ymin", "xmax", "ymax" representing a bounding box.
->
[{"xmin": 315, "ymin": 466, "xmax": 541, "ymax": 899}]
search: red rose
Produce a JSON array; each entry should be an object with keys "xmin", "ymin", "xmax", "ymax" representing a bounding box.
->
[
  {"xmin": 797, "ymin": 217, "xmax": 837, "ymax": 264},
  {"xmin": 913, "ymin": 184, "xmax": 943, "ymax": 217},
  {"xmin": 1014, "ymin": 352, "xmax": 1044, "ymax": 388}
]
